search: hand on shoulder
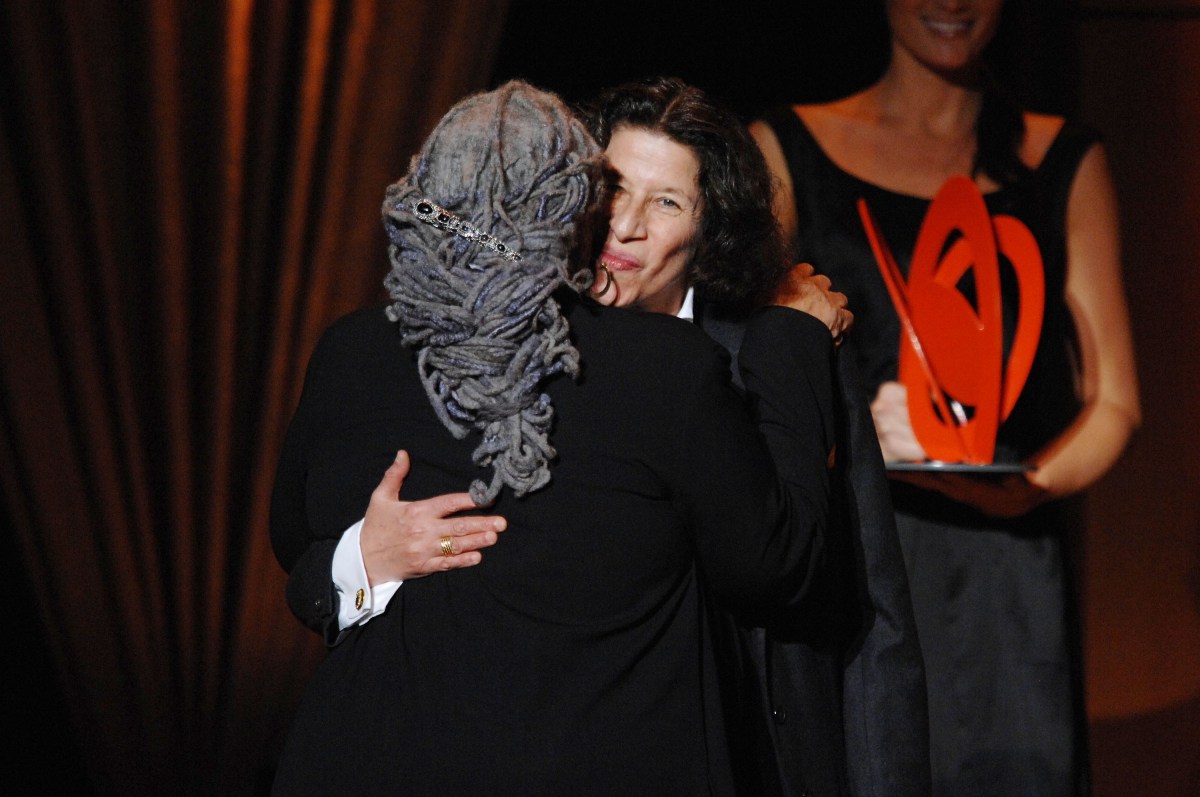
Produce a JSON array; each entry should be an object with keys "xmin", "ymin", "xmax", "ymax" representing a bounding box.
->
[{"xmin": 771, "ymin": 262, "xmax": 853, "ymax": 341}]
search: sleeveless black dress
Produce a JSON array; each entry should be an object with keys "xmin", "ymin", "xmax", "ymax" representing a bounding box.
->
[{"xmin": 760, "ymin": 107, "xmax": 1096, "ymax": 796}]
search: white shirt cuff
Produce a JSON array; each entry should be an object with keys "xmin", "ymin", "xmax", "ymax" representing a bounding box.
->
[{"xmin": 332, "ymin": 518, "xmax": 402, "ymax": 630}]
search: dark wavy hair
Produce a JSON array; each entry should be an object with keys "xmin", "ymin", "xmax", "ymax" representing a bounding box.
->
[
  {"xmin": 974, "ymin": 67, "xmax": 1034, "ymax": 187},
  {"xmin": 584, "ymin": 76, "xmax": 789, "ymax": 313}
]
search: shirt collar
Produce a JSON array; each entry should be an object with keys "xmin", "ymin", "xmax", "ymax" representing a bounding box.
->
[{"xmin": 676, "ymin": 287, "xmax": 695, "ymax": 322}]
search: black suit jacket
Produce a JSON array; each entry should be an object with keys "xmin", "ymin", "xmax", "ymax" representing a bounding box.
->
[
  {"xmin": 698, "ymin": 299, "xmax": 931, "ymax": 797},
  {"xmin": 270, "ymin": 296, "xmax": 838, "ymax": 795}
]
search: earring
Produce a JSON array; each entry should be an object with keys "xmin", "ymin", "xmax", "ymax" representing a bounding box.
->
[{"xmin": 591, "ymin": 263, "xmax": 614, "ymax": 298}]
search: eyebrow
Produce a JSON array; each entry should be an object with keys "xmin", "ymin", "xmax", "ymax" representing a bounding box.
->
[{"xmin": 606, "ymin": 163, "xmax": 700, "ymax": 209}]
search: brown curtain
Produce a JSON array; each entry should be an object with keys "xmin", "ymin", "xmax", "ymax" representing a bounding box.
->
[{"xmin": 0, "ymin": 1, "xmax": 510, "ymax": 793}]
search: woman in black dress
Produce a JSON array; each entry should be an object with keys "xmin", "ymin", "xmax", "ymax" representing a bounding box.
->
[{"xmin": 751, "ymin": 1, "xmax": 1141, "ymax": 793}]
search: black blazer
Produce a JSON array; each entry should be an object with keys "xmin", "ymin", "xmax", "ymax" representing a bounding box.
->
[
  {"xmin": 699, "ymin": 299, "xmax": 931, "ymax": 797},
  {"xmin": 270, "ymin": 295, "xmax": 837, "ymax": 796}
]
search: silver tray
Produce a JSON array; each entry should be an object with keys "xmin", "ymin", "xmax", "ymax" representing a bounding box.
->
[{"xmin": 886, "ymin": 461, "xmax": 1035, "ymax": 474}]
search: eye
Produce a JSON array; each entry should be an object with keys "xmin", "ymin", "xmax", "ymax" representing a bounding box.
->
[
  {"xmin": 603, "ymin": 182, "xmax": 626, "ymax": 205},
  {"xmin": 653, "ymin": 195, "xmax": 687, "ymax": 215}
]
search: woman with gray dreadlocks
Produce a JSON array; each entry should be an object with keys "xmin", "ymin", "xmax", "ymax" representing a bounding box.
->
[{"xmin": 270, "ymin": 81, "xmax": 839, "ymax": 795}]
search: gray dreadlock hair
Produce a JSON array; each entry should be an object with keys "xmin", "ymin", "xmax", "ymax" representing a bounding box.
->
[{"xmin": 382, "ymin": 81, "xmax": 604, "ymax": 505}]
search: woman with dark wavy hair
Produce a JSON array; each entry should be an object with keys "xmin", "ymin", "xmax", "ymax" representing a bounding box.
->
[
  {"xmin": 579, "ymin": 75, "xmax": 929, "ymax": 797},
  {"xmin": 584, "ymin": 75, "xmax": 796, "ymax": 317}
]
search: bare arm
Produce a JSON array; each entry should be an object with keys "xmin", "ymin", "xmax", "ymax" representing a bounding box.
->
[
  {"xmin": 750, "ymin": 121, "xmax": 853, "ymax": 339},
  {"xmin": 752, "ymin": 113, "xmax": 1140, "ymax": 514},
  {"xmin": 1027, "ymin": 143, "xmax": 1141, "ymax": 495},
  {"xmin": 887, "ymin": 144, "xmax": 1142, "ymax": 517},
  {"xmin": 750, "ymin": 119, "xmax": 801, "ymax": 247}
]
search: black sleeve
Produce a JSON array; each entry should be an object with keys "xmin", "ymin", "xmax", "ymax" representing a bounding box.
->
[
  {"xmin": 283, "ymin": 539, "xmax": 343, "ymax": 646},
  {"xmin": 676, "ymin": 306, "xmax": 835, "ymax": 617},
  {"xmin": 739, "ymin": 307, "xmax": 836, "ymax": 501},
  {"xmin": 269, "ymin": 329, "xmax": 346, "ymax": 645}
]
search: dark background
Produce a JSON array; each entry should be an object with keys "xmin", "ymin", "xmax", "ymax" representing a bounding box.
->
[{"xmin": 492, "ymin": 0, "xmax": 1070, "ymax": 117}]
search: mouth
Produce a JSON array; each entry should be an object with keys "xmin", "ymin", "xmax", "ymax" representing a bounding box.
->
[
  {"xmin": 923, "ymin": 17, "xmax": 972, "ymax": 38},
  {"xmin": 599, "ymin": 250, "xmax": 640, "ymax": 272}
]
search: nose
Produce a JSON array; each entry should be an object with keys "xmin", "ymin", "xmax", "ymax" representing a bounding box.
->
[{"xmin": 608, "ymin": 194, "xmax": 645, "ymax": 241}]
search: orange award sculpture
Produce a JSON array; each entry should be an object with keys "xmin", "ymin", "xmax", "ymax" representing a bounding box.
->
[{"xmin": 857, "ymin": 176, "xmax": 1043, "ymax": 465}]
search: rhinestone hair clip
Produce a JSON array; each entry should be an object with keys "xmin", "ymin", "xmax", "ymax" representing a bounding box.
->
[{"xmin": 411, "ymin": 199, "xmax": 522, "ymax": 261}]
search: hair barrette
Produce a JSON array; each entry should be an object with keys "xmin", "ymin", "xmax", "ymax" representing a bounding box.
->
[{"xmin": 412, "ymin": 200, "xmax": 522, "ymax": 261}]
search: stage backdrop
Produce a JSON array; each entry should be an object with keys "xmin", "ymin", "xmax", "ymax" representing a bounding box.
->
[
  {"xmin": 0, "ymin": 1, "xmax": 510, "ymax": 793},
  {"xmin": 1075, "ymin": 2, "xmax": 1200, "ymax": 794}
]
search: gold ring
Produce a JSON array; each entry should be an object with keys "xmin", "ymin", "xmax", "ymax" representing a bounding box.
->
[
  {"xmin": 439, "ymin": 536, "xmax": 454, "ymax": 557},
  {"xmin": 591, "ymin": 263, "xmax": 613, "ymax": 297}
]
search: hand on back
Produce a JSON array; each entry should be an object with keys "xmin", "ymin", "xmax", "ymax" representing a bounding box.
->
[{"xmin": 360, "ymin": 451, "xmax": 507, "ymax": 585}]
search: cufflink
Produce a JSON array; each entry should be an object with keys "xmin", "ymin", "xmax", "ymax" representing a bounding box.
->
[{"xmin": 355, "ymin": 588, "xmax": 365, "ymax": 611}]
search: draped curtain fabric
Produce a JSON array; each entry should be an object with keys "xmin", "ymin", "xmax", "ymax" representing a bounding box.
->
[{"xmin": 0, "ymin": 1, "xmax": 509, "ymax": 793}]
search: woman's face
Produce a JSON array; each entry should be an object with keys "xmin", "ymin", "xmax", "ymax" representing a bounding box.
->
[
  {"xmin": 595, "ymin": 126, "xmax": 702, "ymax": 315},
  {"xmin": 887, "ymin": 0, "xmax": 1004, "ymax": 77}
]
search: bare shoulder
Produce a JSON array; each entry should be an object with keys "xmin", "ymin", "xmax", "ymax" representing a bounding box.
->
[
  {"xmin": 753, "ymin": 99, "xmax": 849, "ymax": 147},
  {"xmin": 1067, "ymin": 139, "xmax": 1117, "ymax": 233},
  {"xmin": 749, "ymin": 91, "xmax": 877, "ymax": 236},
  {"xmin": 1022, "ymin": 111, "xmax": 1067, "ymax": 169},
  {"xmin": 793, "ymin": 93, "xmax": 873, "ymax": 139}
]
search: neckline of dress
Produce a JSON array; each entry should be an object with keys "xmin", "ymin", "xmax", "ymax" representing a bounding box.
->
[{"xmin": 788, "ymin": 107, "xmax": 1059, "ymax": 204}]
